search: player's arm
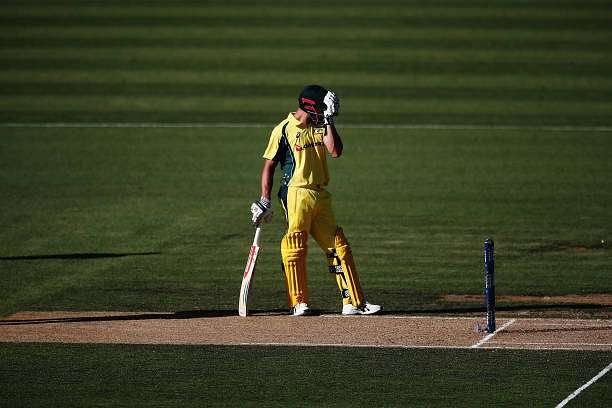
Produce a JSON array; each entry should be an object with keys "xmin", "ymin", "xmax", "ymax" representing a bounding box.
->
[
  {"xmin": 251, "ymin": 160, "xmax": 277, "ymax": 226},
  {"xmin": 323, "ymin": 125, "xmax": 343, "ymax": 158},
  {"xmin": 250, "ymin": 159, "xmax": 276, "ymax": 226},
  {"xmin": 322, "ymin": 90, "xmax": 342, "ymax": 158},
  {"xmin": 260, "ymin": 159, "xmax": 277, "ymax": 200}
]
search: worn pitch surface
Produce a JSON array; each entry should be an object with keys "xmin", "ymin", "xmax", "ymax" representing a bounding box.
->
[{"xmin": 1, "ymin": 311, "xmax": 610, "ymax": 351}]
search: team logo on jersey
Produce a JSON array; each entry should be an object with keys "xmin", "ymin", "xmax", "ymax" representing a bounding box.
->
[{"xmin": 295, "ymin": 141, "xmax": 323, "ymax": 152}]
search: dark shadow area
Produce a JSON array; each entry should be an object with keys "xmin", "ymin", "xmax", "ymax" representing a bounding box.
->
[
  {"xmin": 526, "ymin": 240, "xmax": 607, "ymax": 254},
  {"xmin": 2, "ymin": 304, "xmax": 609, "ymax": 326},
  {"xmin": 1, "ymin": 309, "xmax": 234, "ymax": 326},
  {"xmin": 506, "ymin": 326, "xmax": 612, "ymax": 334},
  {"xmin": 379, "ymin": 303, "xmax": 611, "ymax": 315},
  {"xmin": 0, "ymin": 309, "xmax": 290, "ymax": 326},
  {"xmin": 0, "ymin": 252, "xmax": 161, "ymax": 261}
]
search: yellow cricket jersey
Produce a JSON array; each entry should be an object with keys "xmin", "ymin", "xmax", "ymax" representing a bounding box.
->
[{"xmin": 263, "ymin": 113, "xmax": 330, "ymax": 189}]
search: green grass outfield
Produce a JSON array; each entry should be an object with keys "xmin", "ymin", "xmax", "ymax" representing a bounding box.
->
[
  {"xmin": 1, "ymin": 1, "xmax": 611, "ymax": 406},
  {"xmin": 1, "ymin": 128, "xmax": 610, "ymax": 316},
  {"xmin": 1, "ymin": 344, "xmax": 611, "ymax": 407},
  {"xmin": 1, "ymin": 127, "xmax": 610, "ymax": 407}
]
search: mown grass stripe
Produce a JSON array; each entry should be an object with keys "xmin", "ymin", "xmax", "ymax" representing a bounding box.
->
[
  {"xmin": 3, "ymin": 46, "xmax": 608, "ymax": 61},
  {"xmin": 1, "ymin": 95, "xmax": 610, "ymax": 114},
  {"xmin": 2, "ymin": 113, "xmax": 611, "ymax": 127},
  {"xmin": 3, "ymin": 37, "xmax": 612, "ymax": 52},
  {"xmin": 4, "ymin": 26, "xmax": 610, "ymax": 43},
  {"xmin": 2, "ymin": 59, "xmax": 610, "ymax": 77},
  {"xmin": 1, "ymin": 70, "xmax": 610, "ymax": 91},
  {"xmin": 2, "ymin": 2, "xmax": 611, "ymax": 17},
  {"xmin": 3, "ymin": 41, "xmax": 607, "ymax": 53},
  {"xmin": 6, "ymin": 0, "xmax": 612, "ymax": 7},
  {"xmin": 2, "ymin": 82, "xmax": 611, "ymax": 103},
  {"xmin": 3, "ymin": 122, "xmax": 612, "ymax": 132},
  {"xmin": 0, "ymin": 2, "xmax": 610, "ymax": 126},
  {"xmin": 1, "ymin": 2, "xmax": 610, "ymax": 16},
  {"xmin": 1, "ymin": 15, "xmax": 610, "ymax": 30}
]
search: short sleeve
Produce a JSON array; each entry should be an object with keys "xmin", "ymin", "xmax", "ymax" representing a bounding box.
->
[{"xmin": 263, "ymin": 124, "xmax": 283, "ymax": 161}]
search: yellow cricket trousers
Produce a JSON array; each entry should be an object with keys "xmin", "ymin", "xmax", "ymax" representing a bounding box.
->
[{"xmin": 279, "ymin": 186, "xmax": 364, "ymax": 308}]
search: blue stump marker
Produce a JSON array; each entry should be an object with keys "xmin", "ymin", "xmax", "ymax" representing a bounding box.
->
[{"xmin": 484, "ymin": 238, "xmax": 496, "ymax": 333}]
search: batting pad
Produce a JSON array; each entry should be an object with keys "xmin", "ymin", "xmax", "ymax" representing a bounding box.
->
[
  {"xmin": 281, "ymin": 231, "xmax": 309, "ymax": 307},
  {"xmin": 334, "ymin": 227, "xmax": 365, "ymax": 307}
]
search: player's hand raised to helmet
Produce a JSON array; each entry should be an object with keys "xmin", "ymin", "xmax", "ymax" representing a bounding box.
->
[{"xmin": 323, "ymin": 90, "xmax": 340, "ymax": 125}]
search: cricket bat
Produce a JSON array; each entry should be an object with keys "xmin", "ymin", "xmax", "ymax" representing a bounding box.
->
[{"xmin": 238, "ymin": 226, "xmax": 262, "ymax": 316}]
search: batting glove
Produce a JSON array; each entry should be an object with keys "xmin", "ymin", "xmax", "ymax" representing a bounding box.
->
[
  {"xmin": 251, "ymin": 197, "xmax": 273, "ymax": 226},
  {"xmin": 323, "ymin": 90, "xmax": 340, "ymax": 125}
]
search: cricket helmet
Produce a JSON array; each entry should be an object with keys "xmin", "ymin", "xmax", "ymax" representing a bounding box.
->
[{"xmin": 298, "ymin": 84, "xmax": 328, "ymax": 126}]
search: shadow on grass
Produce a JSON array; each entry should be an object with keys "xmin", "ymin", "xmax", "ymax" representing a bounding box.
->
[
  {"xmin": 2, "ymin": 304, "xmax": 610, "ymax": 326},
  {"xmin": 0, "ymin": 252, "xmax": 161, "ymax": 261},
  {"xmin": 395, "ymin": 303, "xmax": 611, "ymax": 315},
  {"xmin": 0, "ymin": 309, "xmax": 291, "ymax": 326},
  {"xmin": 507, "ymin": 326, "xmax": 612, "ymax": 334}
]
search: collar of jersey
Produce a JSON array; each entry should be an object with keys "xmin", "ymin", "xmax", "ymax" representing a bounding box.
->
[{"xmin": 288, "ymin": 112, "xmax": 307, "ymax": 129}]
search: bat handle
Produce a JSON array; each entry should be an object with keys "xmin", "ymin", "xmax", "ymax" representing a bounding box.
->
[{"xmin": 253, "ymin": 225, "xmax": 262, "ymax": 246}]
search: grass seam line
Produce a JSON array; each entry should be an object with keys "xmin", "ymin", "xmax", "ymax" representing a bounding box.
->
[
  {"xmin": 555, "ymin": 362, "xmax": 612, "ymax": 408},
  {"xmin": 2, "ymin": 122, "xmax": 612, "ymax": 132},
  {"xmin": 470, "ymin": 318, "xmax": 516, "ymax": 349},
  {"xmin": 0, "ymin": 340, "xmax": 603, "ymax": 351}
]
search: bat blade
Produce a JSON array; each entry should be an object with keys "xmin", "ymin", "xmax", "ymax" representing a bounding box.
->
[{"xmin": 238, "ymin": 243, "xmax": 260, "ymax": 317}]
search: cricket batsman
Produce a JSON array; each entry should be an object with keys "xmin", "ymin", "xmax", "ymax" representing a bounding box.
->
[{"xmin": 250, "ymin": 84, "xmax": 382, "ymax": 316}]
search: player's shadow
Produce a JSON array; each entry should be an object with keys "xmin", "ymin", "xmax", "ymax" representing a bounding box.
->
[
  {"xmin": 0, "ymin": 252, "xmax": 161, "ymax": 261},
  {"xmin": 1, "ymin": 310, "xmax": 234, "ymax": 326},
  {"xmin": 0, "ymin": 309, "xmax": 292, "ymax": 326}
]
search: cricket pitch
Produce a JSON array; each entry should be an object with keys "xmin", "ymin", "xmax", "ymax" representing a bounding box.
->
[{"xmin": 1, "ymin": 311, "xmax": 610, "ymax": 351}]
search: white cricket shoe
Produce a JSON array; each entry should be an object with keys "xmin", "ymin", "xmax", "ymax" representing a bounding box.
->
[
  {"xmin": 292, "ymin": 303, "xmax": 312, "ymax": 316},
  {"xmin": 342, "ymin": 301, "xmax": 382, "ymax": 315}
]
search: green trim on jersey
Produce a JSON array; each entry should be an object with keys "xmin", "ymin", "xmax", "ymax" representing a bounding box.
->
[
  {"xmin": 275, "ymin": 122, "xmax": 292, "ymax": 219},
  {"xmin": 273, "ymin": 122, "xmax": 295, "ymax": 189}
]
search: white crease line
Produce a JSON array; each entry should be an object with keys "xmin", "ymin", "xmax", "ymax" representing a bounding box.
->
[
  {"xmin": 471, "ymin": 319, "xmax": 516, "ymax": 349},
  {"xmin": 540, "ymin": 323, "xmax": 612, "ymax": 327},
  {"xmin": 555, "ymin": 362, "xmax": 612, "ymax": 408},
  {"xmin": 319, "ymin": 314, "xmax": 481, "ymax": 320},
  {"xmin": 1, "ymin": 122, "xmax": 612, "ymax": 132},
  {"xmin": 0, "ymin": 122, "xmax": 271, "ymax": 129},
  {"xmin": 491, "ymin": 342, "xmax": 612, "ymax": 347},
  {"xmin": 508, "ymin": 318, "xmax": 612, "ymax": 324},
  {"xmin": 480, "ymin": 345, "xmax": 612, "ymax": 351},
  {"xmin": 343, "ymin": 124, "xmax": 612, "ymax": 132}
]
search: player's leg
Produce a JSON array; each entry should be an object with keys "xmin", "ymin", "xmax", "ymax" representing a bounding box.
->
[
  {"xmin": 330, "ymin": 227, "xmax": 382, "ymax": 314},
  {"xmin": 280, "ymin": 187, "xmax": 314, "ymax": 314},
  {"xmin": 331, "ymin": 226, "xmax": 365, "ymax": 307},
  {"xmin": 311, "ymin": 190, "xmax": 368, "ymax": 310},
  {"xmin": 326, "ymin": 249, "xmax": 352, "ymax": 307},
  {"xmin": 281, "ymin": 230, "xmax": 308, "ymax": 309}
]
